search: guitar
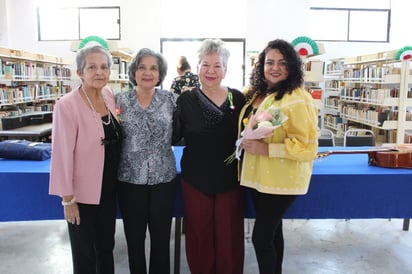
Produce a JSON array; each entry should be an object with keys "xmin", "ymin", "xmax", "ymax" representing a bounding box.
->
[{"xmin": 317, "ymin": 145, "xmax": 412, "ymax": 169}]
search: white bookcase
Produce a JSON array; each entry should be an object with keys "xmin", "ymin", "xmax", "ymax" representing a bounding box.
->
[
  {"xmin": 325, "ymin": 50, "xmax": 412, "ymax": 145},
  {"xmin": 0, "ymin": 46, "xmax": 72, "ymax": 128}
]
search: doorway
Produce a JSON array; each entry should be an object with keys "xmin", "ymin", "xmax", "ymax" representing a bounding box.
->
[{"xmin": 160, "ymin": 38, "xmax": 246, "ymax": 91}]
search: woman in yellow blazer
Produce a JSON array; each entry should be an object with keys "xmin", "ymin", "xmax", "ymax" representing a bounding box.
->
[{"xmin": 238, "ymin": 39, "xmax": 318, "ymax": 274}]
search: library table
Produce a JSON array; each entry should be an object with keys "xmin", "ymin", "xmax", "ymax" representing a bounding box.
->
[
  {"xmin": 0, "ymin": 122, "xmax": 52, "ymax": 141},
  {"xmin": 1, "ymin": 146, "xmax": 412, "ymax": 274},
  {"xmin": 171, "ymin": 146, "xmax": 412, "ymax": 273},
  {"xmin": 173, "ymin": 146, "xmax": 412, "ymax": 225},
  {"xmin": 0, "ymin": 146, "xmax": 411, "ymax": 224}
]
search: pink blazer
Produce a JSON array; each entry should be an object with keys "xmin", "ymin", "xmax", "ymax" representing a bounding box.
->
[{"xmin": 49, "ymin": 86, "xmax": 118, "ymax": 204}]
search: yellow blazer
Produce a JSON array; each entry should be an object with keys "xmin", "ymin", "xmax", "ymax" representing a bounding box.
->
[{"xmin": 238, "ymin": 87, "xmax": 318, "ymax": 195}]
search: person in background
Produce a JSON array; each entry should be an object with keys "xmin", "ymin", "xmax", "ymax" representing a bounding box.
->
[
  {"xmin": 49, "ymin": 44, "xmax": 122, "ymax": 274},
  {"xmin": 115, "ymin": 48, "xmax": 178, "ymax": 274},
  {"xmin": 173, "ymin": 38, "xmax": 246, "ymax": 274},
  {"xmin": 238, "ymin": 39, "xmax": 318, "ymax": 274},
  {"xmin": 170, "ymin": 55, "xmax": 200, "ymax": 94}
]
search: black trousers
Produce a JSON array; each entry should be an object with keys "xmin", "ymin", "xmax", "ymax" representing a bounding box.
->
[
  {"xmin": 67, "ymin": 195, "xmax": 117, "ymax": 274},
  {"xmin": 251, "ymin": 189, "xmax": 297, "ymax": 274},
  {"xmin": 118, "ymin": 179, "xmax": 176, "ymax": 274}
]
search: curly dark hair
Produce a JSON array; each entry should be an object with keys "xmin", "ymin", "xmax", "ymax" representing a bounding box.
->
[
  {"xmin": 245, "ymin": 39, "xmax": 303, "ymax": 101},
  {"xmin": 128, "ymin": 48, "xmax": 168, "ymax": 87}
]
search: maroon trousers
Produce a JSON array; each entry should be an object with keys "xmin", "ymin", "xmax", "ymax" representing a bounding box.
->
[{"xmin": 181, "ymin": 179, "xmax": 245, "ymax": 274}]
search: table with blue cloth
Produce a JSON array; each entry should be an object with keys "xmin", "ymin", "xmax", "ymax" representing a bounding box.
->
[
  {"xmin": 1, "ymin": 146, "xmax": 412, "ymax": 274},
  {"xmin": 1, "ymin": 146, "xmax": 411, "ymax": 224},
  {"xmin": 172, "ymin": 146, "xmax": 412, "ymax": 227}
]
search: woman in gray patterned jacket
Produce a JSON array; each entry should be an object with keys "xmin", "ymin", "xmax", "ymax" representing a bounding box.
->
[{"xmin": 115, "ymin": 48, "xmax": 178, "ymax": 274}]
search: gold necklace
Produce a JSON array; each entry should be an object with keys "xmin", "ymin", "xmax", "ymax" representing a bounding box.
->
[{"xmin": 80, "ymin": 86, "xmax": 110, "ymax": 145}]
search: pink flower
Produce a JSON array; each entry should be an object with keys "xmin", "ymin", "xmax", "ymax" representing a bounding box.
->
[
  {"xmin": 244, "ymin": 108, "xmax": 287, "ymax": 139},
  {"xmin": 255, "ymin": 111, "xmax": 273, "ymax": 123},
  {"xmin": 224, "ymin": 107, "xmax": 288, "ymax": 164},
  {"xmin": 115, "ymin": 107, "xmax": 122, "ymax": 121}
]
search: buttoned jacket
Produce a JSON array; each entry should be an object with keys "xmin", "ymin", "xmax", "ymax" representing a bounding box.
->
[{"xmin": 49, "ymin": 86, "xmax": 117, "ymax": 204}]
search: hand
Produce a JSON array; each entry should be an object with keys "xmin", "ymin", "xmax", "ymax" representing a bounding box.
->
[
  {"xmin": 64, "ymin": 203, "xmax": 80, "ymax": 225},
  {"xmin": 181, "ymin": 86, "xmax": 194, "ymax": 92},
  {"xmin": 241, "ymin": 139, "xmax": 269, "ymax": 156}
]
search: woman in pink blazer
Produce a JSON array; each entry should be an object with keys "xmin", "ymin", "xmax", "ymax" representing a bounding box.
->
[{"xmin": 49, "ymin": 44, "xmax": 121, "ymax": 274}]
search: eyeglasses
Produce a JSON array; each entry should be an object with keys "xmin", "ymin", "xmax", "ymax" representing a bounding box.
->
[{"xmin": 264, "ymin": 60, "xmax": 287, "ymax": 68}]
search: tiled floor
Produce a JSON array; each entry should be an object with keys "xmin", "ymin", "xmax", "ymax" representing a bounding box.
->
[{"xmin": 0, "ymin": 218, "xmax": 411, "ymax": 274}]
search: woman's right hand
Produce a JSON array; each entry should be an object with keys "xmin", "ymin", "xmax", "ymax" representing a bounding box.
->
[
  {"xmin": 63, "ymin": 200, "xmax": 80, "ymax": 225},
  {"xmin": 241, "ymin": 139, "xmax": 269, "ymax": 156}
]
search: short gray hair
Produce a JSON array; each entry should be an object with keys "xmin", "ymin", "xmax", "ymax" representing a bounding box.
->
[
  {"xmin": 75, "ymin": 45, "xmax": 113, "ymax": 73},
  {"xmin": 128, "ymin": 48, "xmax": 168, "ymax": 86},
  {"xmin": 197, "ymin": 39, "xmax": 230, "ymax": 69}
]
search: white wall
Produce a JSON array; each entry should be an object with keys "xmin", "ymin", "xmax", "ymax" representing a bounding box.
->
[
  {"xmin": 120, "ymin": 0, "xmax": 162, "ymax": 50},
  {"xmin": 0, "ymin": 0, "xmax": 411, "ymax": 74},
  {"xmin": 159, "ymin": 0, "xmax": 248, "ymax": 39},
  {"xmin": 0, "ymin": 0, "xmax": 75, "ymax": 59},
  {"xmin": 0, "ymin": 0, "xmax": 8, "ymax": 45}
]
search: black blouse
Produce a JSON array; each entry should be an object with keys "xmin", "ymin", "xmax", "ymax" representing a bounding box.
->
[
  {"xmin": 174, "ymin": 87, "xmax": 246, "ymax": 194},
  {"xmin": 100, "ymin": 112, "xmax": 122, "ymax": 199}
]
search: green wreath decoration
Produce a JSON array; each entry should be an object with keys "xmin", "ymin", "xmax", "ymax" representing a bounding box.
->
[
  {"xmin": 395, "ymin": 46, "xmax": 412, "ymax": 60},
  {"xmin": 79, "ymin": 36, "xmax": 109, "ymax": 50},
  {"xmin": 291, "ymin": 36, "xmax": 319, "ymax": 56}
]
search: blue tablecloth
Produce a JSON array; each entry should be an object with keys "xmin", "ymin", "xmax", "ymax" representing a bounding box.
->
[{"xmin": 1, "ymin": 147, "xmax": 412, "ymax": 221}]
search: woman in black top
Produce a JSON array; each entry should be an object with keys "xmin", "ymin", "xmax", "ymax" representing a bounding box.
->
[{"xmin": 173, "ymin": 39, "xmax": 246, "ymax": 274}]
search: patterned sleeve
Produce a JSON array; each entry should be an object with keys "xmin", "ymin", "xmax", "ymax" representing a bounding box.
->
[{"xmin": 170, "ymin": 78, "xmax": 181, "ymax": 94}]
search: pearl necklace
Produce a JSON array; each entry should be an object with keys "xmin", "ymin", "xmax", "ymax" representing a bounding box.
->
[
  {"xmin": 80, "ymin": 86, "xmax": 111, "ymax": 145},
  {"xmin": 81, "ymin": 86, "xmax": 111, "ymax": 125}
]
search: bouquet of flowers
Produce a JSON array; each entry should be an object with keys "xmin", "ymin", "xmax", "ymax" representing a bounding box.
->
[{"xmin": 225, "ymin": 106, "xmax": 288, "ymax": 164}]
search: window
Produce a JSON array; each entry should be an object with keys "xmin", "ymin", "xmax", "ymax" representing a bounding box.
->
[
  {"xmin": 309, "ymin": 0, "xmax": 391, "ymax": 42},
  {"xmin": 37, "ymin": 6, "xmax": 120, "ymax": 41}
]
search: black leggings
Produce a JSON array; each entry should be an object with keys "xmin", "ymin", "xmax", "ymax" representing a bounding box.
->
[{"xmin": 251, "ymin": 189, "xmax": 297, "ymax": 274}]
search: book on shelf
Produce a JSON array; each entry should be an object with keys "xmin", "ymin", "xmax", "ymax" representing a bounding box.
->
[
  {"xmin": 404, "ymin": 131, "xmax": 412, "ymax": 143},
  {"xmin": 119, "ymin": 60, "xmax": 127, "ymax": 79},
  {"xmin": 111, "ymin": 57, "xmax": 121, "ymax": 80},
  {"xmin": 3, "ymin": 63, "xmax": 13, "ymax": 80}
]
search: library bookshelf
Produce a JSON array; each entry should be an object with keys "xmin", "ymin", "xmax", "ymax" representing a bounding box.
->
[
  {"xmin": 0, "ymin": 46, "xmax": 72, "ymax": 133},
  {"xmin": 301, "ymin": 43, "xmax": 325, "ymax": 128},
  {"xmin": 324, "ymin": 50, "xmax": 412, "ymax": 145}
]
